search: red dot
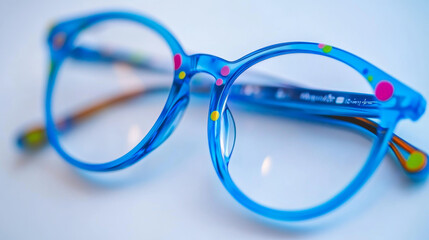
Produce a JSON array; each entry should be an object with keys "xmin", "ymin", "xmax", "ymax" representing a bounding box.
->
[
  {"xmin": 174, "ymin": 54, "xmax": 182, "ymax": 70},
  {"xmin": 216, "ymin": 78, "xmax": 223, "ymax": 86}
]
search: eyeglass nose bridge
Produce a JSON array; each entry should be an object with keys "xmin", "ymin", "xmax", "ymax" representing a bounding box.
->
[{"xmin": 187, "ymin": 54, "xmax": 234, "ymax": 84}]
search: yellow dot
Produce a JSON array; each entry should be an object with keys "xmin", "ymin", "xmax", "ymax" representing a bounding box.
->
[
  {"xmin": 210, "ymin": 111, "xmax": 220, "ymax": 121},
  {"xmin": 178, "ymin": 71, "xmax": 186, "ymax": 79},
  {"xmin": 406, "ymin": 151, "xmax": 426, "ymax": 171}
]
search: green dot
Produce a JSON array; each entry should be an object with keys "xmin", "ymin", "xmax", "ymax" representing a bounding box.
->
[
  {"xmin": 322, "ymin": 45, "xmax": 332, "ymax": 53},
  {"xmin": 367, "ymin": 75, "xmax": 373, "ymax": 82},
  {"xmin": 406, "ymin": 151, "xmax": 426, "ymax": 171},
  {"xmin": 26, "ymin": 130, "xmax": 44, "ymax": 146}
]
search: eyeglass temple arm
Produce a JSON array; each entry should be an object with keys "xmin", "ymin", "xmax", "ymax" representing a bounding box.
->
[
  {"xmin": 68, "ymin": 46, "xmax": 172, "ymax": 73},
  {"xmin": 16, "ymin": 84, "xmax": 427, "ymax": 175},
  {"xmin": 212, "ymin": 83, "xmax": 427, "ymax": 175},
  {"xmin": 17, "ymin": 46, "xmax": 427, "ymax": 175}
]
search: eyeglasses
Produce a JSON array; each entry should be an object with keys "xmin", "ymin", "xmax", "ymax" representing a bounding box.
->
[{"xmin": 17, "ymin": 11, "xmax": 427, "ymax": 221}]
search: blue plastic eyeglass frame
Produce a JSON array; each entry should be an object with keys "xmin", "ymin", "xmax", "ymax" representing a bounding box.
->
[{"xmin": 40, "ymin": 11, "xmax": 426, "ymax": 221}]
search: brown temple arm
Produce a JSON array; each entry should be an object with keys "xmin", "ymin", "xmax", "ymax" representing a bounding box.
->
[
  {"xmin": 17, "ymin": 83, "xmax": 427, "ymax": 174},
  {"xmin": 329, "ymin": 116, "xmax": 427, "ymax": 173},
  {"xmin": 16, "ymin": 86, "xmax": 160, "ymax": 149}
]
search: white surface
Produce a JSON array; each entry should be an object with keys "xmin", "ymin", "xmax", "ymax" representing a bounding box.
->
[{"xmin": 1, "ymin": 0, "xmax": 429, "ymax": 239}]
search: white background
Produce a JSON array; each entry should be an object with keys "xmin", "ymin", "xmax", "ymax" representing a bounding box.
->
[{"xmin": 1, "ymin": 0, "xmax": 429, "ymax": 239}]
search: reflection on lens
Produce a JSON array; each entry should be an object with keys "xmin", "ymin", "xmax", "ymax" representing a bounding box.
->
[
  {"xmin": 52, "ymin": 20, "xmax": 174, "ymax": 164},
  {"xmin": 226, "ymin": 54, "xmax": 376, "ymax": 210}
]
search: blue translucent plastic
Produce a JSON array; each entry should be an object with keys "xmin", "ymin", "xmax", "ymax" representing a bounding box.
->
[{"xmin": 29, "ymin": 11, "xmax": 428, "ymax": 221}]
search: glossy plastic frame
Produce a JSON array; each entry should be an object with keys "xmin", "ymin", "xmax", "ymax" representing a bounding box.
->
[{"xmin": 19, "ymin": 11, "xmax": 427, "ymax": 221}]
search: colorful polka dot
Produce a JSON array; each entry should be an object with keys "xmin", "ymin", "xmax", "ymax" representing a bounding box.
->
[
  {"xmin": 53, "ymin": 32, "xmax": 66, "ymax": 50},
  {"xmin": 26, "ymin": 130, "xmax": 44, "ymax": 145},
  {"xmin": 322, "ymin": 45, "xmax": 332, "ymax": 53},
  {"xmin": 318, "ymin": 43, "xmax": 325, "ymax": 49},
  {"xmin": 178, "ymin": 71, "xmax": 186, "ymax": 79},
  {"xmin": 367, "ymin": 75, "xmax": 373, "ymax": 82},
  {"xmin": 216, "ymin": 78, "xmax": 223, "ymax": 86},
  {"xmin": 363, "ymin": 68, "xmax": 369, "ymax": 75},
  {"xmin": 406, "ymin": 151, "xmax": 426, "ymax": 171},
  {"xmin": 220, "ymin": 66, "xmax": 230, "ymax": 77},
  {"xmin": 210, "ymin": 111, "xmax": 220, "ymax": 121},
  {"xmin": 174, "ymin": 54, "xmax": 182, "ymax": 70},
  {"xmin": 375, "ymin": 80, "xmax": 394, "ymax": 101}
]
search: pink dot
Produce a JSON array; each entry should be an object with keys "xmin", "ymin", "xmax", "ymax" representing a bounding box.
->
[
  {"xmin": 216, "ymin": 78, "xmax": 223, "ymax": 86},
  {"xmin": 318, "ymin": 43, "xmax": 325, "ymax": 49},
  {"xmin": 174, "ymin": 54, "xmax": 182, "ymax": 70},
  {"xmin": 375, "ymin": 80, "xmax": 394, "ymax": 101},
  {"xmin": 220, "ymin": 66, "xmax": 230, "ymax": 77}
]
